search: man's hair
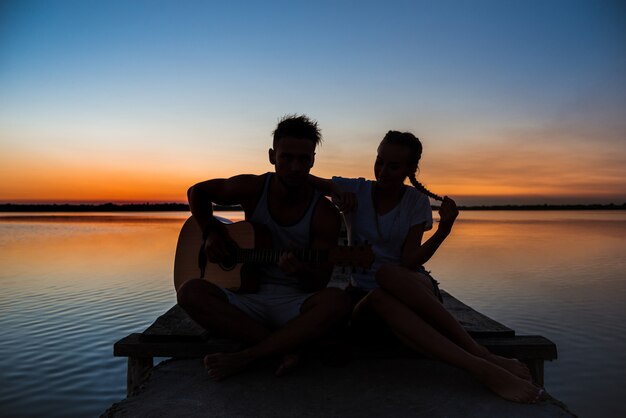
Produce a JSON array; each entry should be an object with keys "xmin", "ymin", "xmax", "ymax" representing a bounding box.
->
[{"xmin": 272, "ymin": 114, "xmax": 322, "ymax": 148}]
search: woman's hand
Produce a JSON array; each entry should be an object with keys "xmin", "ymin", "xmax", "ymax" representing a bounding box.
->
[
  {"xmin": 333, "ymin": 191, "xmax": 358, "ymax": 213},
  {"xmin": 438, "ymin": 196, "xmax": 458, "ymax": 232}
]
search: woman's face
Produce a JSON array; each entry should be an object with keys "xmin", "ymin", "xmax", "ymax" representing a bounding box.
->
[{"xmin": 374, "ymin": 142, "xmax": 413, "ymax": 189}]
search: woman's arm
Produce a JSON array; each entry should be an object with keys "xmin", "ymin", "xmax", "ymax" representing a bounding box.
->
[
  {"xmin": 308, "ymin": 174, "xmax": 339, "ymax": 196},
  {"xmin": 400, "ymin": 196, "xmax": 458, "ymax": 269},
  {"xmin": 308, "ymin": 174, "xmax": 357, "ymax": 213}
]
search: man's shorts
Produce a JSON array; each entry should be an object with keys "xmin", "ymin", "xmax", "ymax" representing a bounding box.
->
[{"xmin": 219, "ymin": 283, "xmax": 316, "ymax": 330}]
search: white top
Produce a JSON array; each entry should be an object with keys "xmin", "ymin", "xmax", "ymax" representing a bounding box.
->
[
  {"xmin": 332, "ymin": 176, "xmax": 433, "ymax": 291},
  {"xmin": 250, "ymin": 173, "xmax": 322, "ymax": 288}
]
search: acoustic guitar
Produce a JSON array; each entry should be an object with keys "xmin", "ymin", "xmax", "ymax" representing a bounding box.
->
[{"xmin": 173, "ymin": 216, "xmax": 374, "ymax": 291}]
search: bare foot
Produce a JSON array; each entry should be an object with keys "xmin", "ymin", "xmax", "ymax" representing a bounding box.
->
[
  {"xmin": 472, "ymin": 344, "xmax": 532, "ymax": 382},
  {"xmin": 486, "ymin": 354, "xmax": 532, "ymax": 382},
  {"xmin": 475, "ymin": 359, "xmax": 544, "ymax": 403},
  {"xmin": 203, "ymin": 351, "xmax": 254, "ymax": 381},
  {"xmin": 275, "ymin": 353, "xmax": 300, "ymax": 377}
]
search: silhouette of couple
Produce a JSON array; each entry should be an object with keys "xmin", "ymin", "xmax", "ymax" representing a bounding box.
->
[{"xmin": 177, "ymin": 114, "xmax": 544, "ymax": 403}]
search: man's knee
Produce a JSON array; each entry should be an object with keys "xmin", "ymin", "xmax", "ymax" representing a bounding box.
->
[
  {"xmin": 177, "ymin": 278, "xmax": 225, "ymax": 313},
  {"xmin": 177, "ymin": 278, "xmax": 202, "ymax": 311}
]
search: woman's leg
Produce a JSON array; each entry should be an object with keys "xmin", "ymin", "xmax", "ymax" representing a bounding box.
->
[
  {"xmin": 354, "ymin": 288, "xmax": 542, "ymax": 403},
  {"xmin": 375, "ymin": 265, "xmax": 531, "ymax": 381}
]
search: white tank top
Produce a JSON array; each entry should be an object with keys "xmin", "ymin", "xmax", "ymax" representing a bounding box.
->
[{"xmin": 249, "ymin": 173, "xmax": 323, "ymax": 287}]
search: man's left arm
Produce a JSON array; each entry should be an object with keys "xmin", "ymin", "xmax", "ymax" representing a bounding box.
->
[{"xmin": 280, "ymin": 199, "xmax": 341, "ymax": 291}]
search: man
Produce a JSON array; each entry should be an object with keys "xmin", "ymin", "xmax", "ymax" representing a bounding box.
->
[{"xmin": 177, "ymin": 115, "xmax": 350, "ymax": 380}]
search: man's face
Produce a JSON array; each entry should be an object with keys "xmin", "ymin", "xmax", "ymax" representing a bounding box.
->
[{"xmin": 269, "ymin": 136, "xmax": 316, "ymax": 188}]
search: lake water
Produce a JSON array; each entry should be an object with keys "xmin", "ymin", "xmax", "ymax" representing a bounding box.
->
[{"xmin": 1, "ymin": 210, "xmax": 625, "ymax": 417}]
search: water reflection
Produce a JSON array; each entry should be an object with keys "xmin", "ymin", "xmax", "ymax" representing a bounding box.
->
[
  {"xmin": 0, "ymin": 211, "xmax": 625, "ymax": 417},
  {"xmin": 424, "ymin": 212, "xmax": 626, "ymax": 418},
  {"xmin": 0, "ymin": 213, "xmax": 192, "ymax": 418}
]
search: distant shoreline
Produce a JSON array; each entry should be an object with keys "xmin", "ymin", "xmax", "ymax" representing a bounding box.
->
[{"xmin": 1, "ymin": 202, "xmax": 625, "ymax": 212}]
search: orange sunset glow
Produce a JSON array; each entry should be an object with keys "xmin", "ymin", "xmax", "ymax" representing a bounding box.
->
[
  {"xmin": 2, "ymin": 131, "xmax": 623, "ymax": 205},
  {"xmin": 1, "ymin": 2, "xmax": 625, "ymax": 206}
]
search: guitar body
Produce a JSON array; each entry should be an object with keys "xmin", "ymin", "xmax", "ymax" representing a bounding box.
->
[
  {"xmin": 174, "ymin": 215, "xmax": 374, "ymax": 292},
  {"xmin": 173, "ymin": 216, "xmax": 269, "ymax": 292}
]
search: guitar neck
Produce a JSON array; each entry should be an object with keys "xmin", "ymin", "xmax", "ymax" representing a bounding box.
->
[{"xmin": 236, "ymin": 248, "xmax": 329, "ymax": 264}]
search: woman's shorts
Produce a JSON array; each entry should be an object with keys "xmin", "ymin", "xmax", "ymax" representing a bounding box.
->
[
  {"xmin": 418, "ymin": 266, "xmax": 444, "ymax": 303},
  {"xmin": 346, "ymin": 266, "xmax": 443, "ymax": 306}
]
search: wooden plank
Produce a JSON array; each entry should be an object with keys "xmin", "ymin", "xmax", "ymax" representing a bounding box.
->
[
  {"xmin": 116, "ymin": 332, "xmax": 556, "ymax": 362},
  {"xmin": 141, "ymin": 305, "xmax": 209, "ymax": 342},
  {"xmin": 441, "ymin": 291, "xmax": 515, "ymax": 338},
  {"xmin": 348, "ymin": 332, "xmax": 555, "ymax": 358},
  {"xmin": 140, "ymin": 289, "xmax": 515, "ymax": 344},
  {"xmin": 115, "ymin": 331, "xmax": 556, "ymax": 396},
  {"xmin": 114, "ymin": 333, "xmax": 246, "ymax": 358},
  {"xmin": 474, "ymin": 335, "xmax": 557, "ymax": 360},
  {"xmin": 117, "ymin": 291, "xmax": 557, "ymax": 365}
]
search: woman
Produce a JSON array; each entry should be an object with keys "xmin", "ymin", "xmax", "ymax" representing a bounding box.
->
[{"xmin": 311, "ymin": 131, "xmax": 544, "ymax": 403}]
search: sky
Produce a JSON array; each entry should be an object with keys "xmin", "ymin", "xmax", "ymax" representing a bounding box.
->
[{"xmin": 1, "ymin": 0, "xmax": 625, "ymax": 205}]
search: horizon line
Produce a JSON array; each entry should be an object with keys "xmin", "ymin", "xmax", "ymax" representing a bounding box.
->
[{"xmin": 1, "ymin": 202, "xmax": 625, "ymax": 211}]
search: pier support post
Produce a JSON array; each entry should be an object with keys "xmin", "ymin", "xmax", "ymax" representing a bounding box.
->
[
  {"xmin": 524, "ymin": 359, "xmax": 544, "ymax": 386},
  {"xmin": 127, "ymin": 356, "xmax": 153, "ymax": 396}
]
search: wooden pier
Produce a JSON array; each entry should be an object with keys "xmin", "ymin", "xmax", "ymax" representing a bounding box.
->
[{"xmin": 113, "ymin": 290, "xmax": 557, "ymax": 397}]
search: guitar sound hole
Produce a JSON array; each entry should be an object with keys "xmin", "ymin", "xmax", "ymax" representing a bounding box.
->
[{"xmin": 219, "ymin": 241, "xmax": 238, "ymax": 271}]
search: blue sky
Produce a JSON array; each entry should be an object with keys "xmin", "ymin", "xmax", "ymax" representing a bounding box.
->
[{"xmin": 1, "ymin": 0, "xmax": 625, "ymax": 204}]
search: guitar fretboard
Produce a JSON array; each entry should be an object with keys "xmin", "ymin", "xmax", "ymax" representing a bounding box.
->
[{"xmin": 236, "ymin": 248, "xmax": 330, "ymax": 264}]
